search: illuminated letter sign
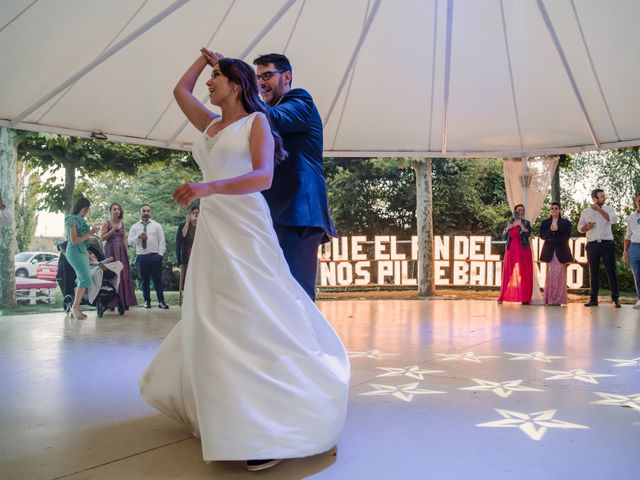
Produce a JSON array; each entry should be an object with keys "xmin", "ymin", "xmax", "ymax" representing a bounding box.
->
[{"xmin": 318, "ymin": 235, "xmax": 587, "ymax": 289}]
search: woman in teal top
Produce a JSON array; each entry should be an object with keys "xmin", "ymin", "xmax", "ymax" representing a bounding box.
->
[{"xmin": 65, "ymin": 197, "xmax": 100, "ymax": 319}]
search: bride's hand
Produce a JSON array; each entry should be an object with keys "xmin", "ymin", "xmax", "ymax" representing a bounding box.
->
[
  {"xmin": 200, "ymin": 48, "xmax": 224, "ymax": 67},
  {"xmin": 173, "ymin": 182, "xmax": 210, "ymax": 207}
]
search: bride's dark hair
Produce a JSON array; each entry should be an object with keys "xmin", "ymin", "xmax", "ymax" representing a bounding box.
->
[{"xmin": 218, "ymin": 58, "xmax": 287, "ymax": 163}]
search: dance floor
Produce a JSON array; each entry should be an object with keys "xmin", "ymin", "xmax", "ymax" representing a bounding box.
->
[{"xmin": 1, "ymin": 300, "xmax": 639, "ymax": 479}]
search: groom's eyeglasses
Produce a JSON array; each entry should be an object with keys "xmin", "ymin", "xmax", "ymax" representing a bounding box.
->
[{"xmin": 256, "ymin": 70, "xmax": 284, "ymax": 82}]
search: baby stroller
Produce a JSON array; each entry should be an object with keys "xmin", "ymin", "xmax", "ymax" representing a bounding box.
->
[{"xmin": 56, "ymin": 238, "xmax": 125, "ymax": 318}]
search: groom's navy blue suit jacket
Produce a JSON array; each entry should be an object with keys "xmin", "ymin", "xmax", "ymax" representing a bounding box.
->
[{"xmin": 262, "ymin": 88, "xmax": 337, "ymax": 242}]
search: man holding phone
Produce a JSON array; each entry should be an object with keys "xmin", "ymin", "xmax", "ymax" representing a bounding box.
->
[
  {"xmin": 128, "ymin": 204, "xmax": 169, "ymax": 309},
  {"xmin": 578, "ymin": 189, "xmax": 620, "ymax": 308}
]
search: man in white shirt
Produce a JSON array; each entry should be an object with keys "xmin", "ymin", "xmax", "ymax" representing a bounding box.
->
[
  {"xmin": 577, "ymin": 189, "xmax": 620, "ymax": 308},
  {"xmin": 622, "ymin": 192, "xmax": 640, "ymax": 309},
  {"xmin": 128, "ymin": 204, "xmax": 169, "ymax": 309}
]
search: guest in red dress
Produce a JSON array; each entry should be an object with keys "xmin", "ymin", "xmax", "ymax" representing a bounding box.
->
[
  {"xmin": 498, "ymin": 204, "xmax": 533, "ymax": 304},
  {"xmin": 100, "ymin": 203, "xmax": 138, "ymax": 309}
]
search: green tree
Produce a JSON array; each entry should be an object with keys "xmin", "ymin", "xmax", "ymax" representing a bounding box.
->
[
  {"xmin": 15, "ymin": 160, "xmax": 40, "ymax": 252},
  {"xmin": 431, "ymin": 157, "xmax": 509, "ymax": 237},
  {"xmin": 564, "ymin": 147, "xmax": 640, "ymax": 213},
  {"xmin": 0, "ymin": 128, "xmax": 34, "ymax": 308},
  {"xmin": 557, "ymin": 148, "xmax": 638, "ymax": 293},
  {"xmin": 83, "ymin": 157, "xmax": 200, "ymax": 290},
  {"xmin": 325, "ymin": 157, "xmax": 416, "ymax": 236},
  {"xmin": 550, "ymin": 154, "xmax": 572, "ymax": 203},
  {"xmin": 19, "ymin": 134, "xmax": 179, "ymax": 213},
  {"xmin": 324, "ymin": 157, "xmax": 510, "ymax": 239}
]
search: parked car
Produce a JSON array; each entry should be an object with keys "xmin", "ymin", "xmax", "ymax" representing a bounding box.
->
[
  {"xmin": 14, "ymin": 251, "xmax": 59, "ymax": 278},
  {"xmin": 36, "ymin": 260, "xmax": 58, "ymax": 281}
]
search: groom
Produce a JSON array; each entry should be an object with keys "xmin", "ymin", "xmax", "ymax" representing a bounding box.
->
[{"xmin": 253, "ymin": 53, "xmax": 336, "ymax": 301}]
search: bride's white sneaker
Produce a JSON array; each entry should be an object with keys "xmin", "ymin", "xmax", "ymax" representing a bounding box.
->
[{"xmin": 633, "ymin": 299, "xmax": 640, "ymax": 309}]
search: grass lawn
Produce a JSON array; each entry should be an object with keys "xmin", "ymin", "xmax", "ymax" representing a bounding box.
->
[
  {"xmin": 1, "ymin": 287, "xmax": 637, "ymax": 316},
  {"xmin": 0, "ymin": 290, "xmax": 182, "ymax": 316}
]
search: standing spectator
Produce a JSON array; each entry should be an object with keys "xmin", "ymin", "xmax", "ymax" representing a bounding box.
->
[
  {"xmin": 578, "ymin": 189, "xmax": 620, "ymax": 308},
  {"xmin": 176, "ymin": 205, "xmax": 199, "ymax": 305},
  {"xmin": 623, "ymin": 192, "xmax": 640, "ymax": 309},
  {"xmin": 101, "ymin": 202, "xmax": 138, "ymax": 310},
  {"xmin": 497, "ymin": 204, "xmax": 533, "ymax": 305},
  {"xmin": 539, "ymin": 202, "xmax": 573, "ymax": 306},
  {"xmin": 128, "ymin": 204, "xmax": 169, "ymax": 309},
  {"xmin": 64, "ymin": 197, "xmax": 100, "ymax": 319}
]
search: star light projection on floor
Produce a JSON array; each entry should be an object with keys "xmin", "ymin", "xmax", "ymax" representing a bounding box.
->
[
  {"xmin": 591, "ymin": 392, "xmax": 640, "ymax": 412},
  {"xmin": 504, "ymin": 351, "xmax": 565, "ymax": 363},
  {"xmin": 436, "ymin": 351, "xmax": 499, "ymax": 363},
  {"xmin": 349, "ymin": 350, "xmax": 639, "ymax": 441},
  {"xmin": 476, "ymin": 409, "xmax": 589, "ymax": 441},
  {"xmin": 359, "ymin": 382, "xmax": 446, "ymax": 402},
  {"xmin": 376, "ymin": 365, "xmax": 444, "ymax": 380},
  {"xmin": 348, "ymin": 349, "xmax": 400, "ymax": 359},
  {"xmin": 604, "ymin": 357, "xmax": 640, "ymax": 368},
  {"xmin": 459, "ymin": 379, "xmax": 543, "ymax": 398},
  {"xmin": 541, "ymin": 368, "xmax": 615, "ymax": 384}
]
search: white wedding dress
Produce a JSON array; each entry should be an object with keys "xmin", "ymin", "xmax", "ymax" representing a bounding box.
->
[{"xmin": 140, "ymin": 112, "xmax": 350, "ymax": 461}]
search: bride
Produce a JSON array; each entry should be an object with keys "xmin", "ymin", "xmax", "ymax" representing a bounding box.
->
[{"xmin": 139, "ymin": 50, "xmax": 350, "ymax": 472}]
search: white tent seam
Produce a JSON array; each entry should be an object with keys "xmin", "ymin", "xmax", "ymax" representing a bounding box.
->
[
  {"xmin": 426, "ymin": 0, "xmax": 439, "ymax": 152},
  {"xmin": 570, "ymin": 0, "xmax": 620, "ymax": 142},
  {"xmin": 9, "ymin": 0, "xmax": 191, "ymax": 127},
  {"xmin": 535, "ymin": 0, "xmax": 599, "ymax": 149},
  {"xmin": 146, "ymin": 0, "xmax": 236, "ymax": 140},
  {"xmin": 330, "ymin": 0, "xmax": 372, "ymax": 150},
  {"xmin": 499, "ymin": 0, "xmax": 524, "ymax": 151},
  {"xmin": 441, "ymin": 0, "xmax": 454, "ymax": 155},
  {"xmin": 0, "ymin": 0, "xmax": 38, "ymax": 35},
  {"xmin": 35, "ymin": 0, "xmax": 151, "ymax": 125},
  {"xmin": 283, "ymin": 0, "xmax": 307, "ymax": 54},
  {"xmin": 166, "ymin": 0, "xmax": 297, "ymax": 146},
  {"xmin": 322, "ymin": 0, "xmax": 382, "ymax": 127}
]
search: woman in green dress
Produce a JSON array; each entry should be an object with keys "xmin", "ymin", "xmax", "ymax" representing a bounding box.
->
[{"xmin": 65, "ymin": 197, "xmax": 100, "ymax": 319}]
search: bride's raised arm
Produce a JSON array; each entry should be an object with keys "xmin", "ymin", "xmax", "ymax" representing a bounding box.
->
[{"xmin": 173, "ymin": 51, "xmax": 221, "ymax": 132}]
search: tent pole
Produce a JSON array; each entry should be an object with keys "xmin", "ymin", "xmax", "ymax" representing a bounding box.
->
[{"xmin": 414, "ymin": 158, "xmax": 434, "ymax": 297}]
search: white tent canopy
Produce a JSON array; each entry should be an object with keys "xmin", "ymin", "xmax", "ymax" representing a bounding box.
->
[{"xmin": 1, "ymin": 0, "xmax": 639, "ymax": 157}]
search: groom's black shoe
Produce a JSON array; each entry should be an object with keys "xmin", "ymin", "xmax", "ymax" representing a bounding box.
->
[
  {"xmin": 158, "ymin": 301, "xmax": 169, "ymax": 309},
  {"xmin": 144, "ymin": 300, "xmax": 152, "ymax": 309},
  {"xmin": 613, "ymin": 299, "xmax": 621, "ymax": 308},
  {"xmin": 246, "ymin": 459, "xmax": 282, "ymax": 471}
]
